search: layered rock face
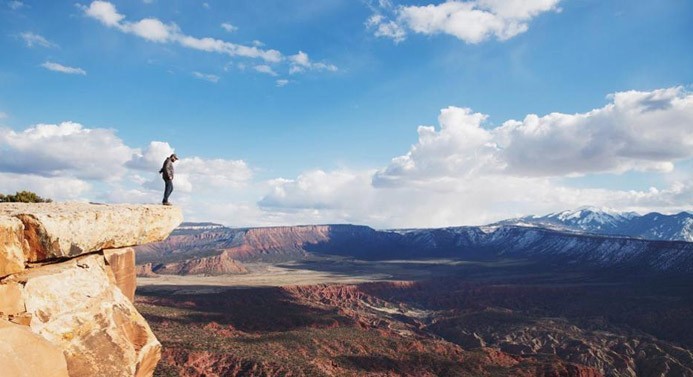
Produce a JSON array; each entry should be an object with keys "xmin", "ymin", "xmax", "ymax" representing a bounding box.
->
[
  {"xmin": 225, "ymin": 225, "xmax": 332, "ymax": 261},
  {"xmin": 0, "ymin": 203, "xmax": 182, "ymax": 377}
]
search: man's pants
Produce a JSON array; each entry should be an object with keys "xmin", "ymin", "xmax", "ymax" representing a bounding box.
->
[{"xmin": 163, "ymin": 179, "xmax": 173, "ymax": 203}]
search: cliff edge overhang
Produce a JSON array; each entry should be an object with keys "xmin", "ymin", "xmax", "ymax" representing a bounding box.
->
[{"xmin": 0, "ymin": 203, "xmax": 183, "ymax": 377}]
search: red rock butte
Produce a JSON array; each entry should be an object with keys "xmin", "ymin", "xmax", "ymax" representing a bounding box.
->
[{"xmin": 0, "ymin": 203, "xmax": 182, "ymax": 377}]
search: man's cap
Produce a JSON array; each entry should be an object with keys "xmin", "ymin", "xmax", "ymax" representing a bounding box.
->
[{"xmin": 171, "ymin": 153, "xmax": 179, "ymax": 161}]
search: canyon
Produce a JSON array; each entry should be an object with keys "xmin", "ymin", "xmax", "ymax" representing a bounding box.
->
[{"xmin": 134, "ymin": 215, "xmax": 693, "ymax": 376}]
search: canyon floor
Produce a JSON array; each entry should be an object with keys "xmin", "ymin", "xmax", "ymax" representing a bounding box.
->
[
  {"xmin": 135, "ymin": 257, "xmax": 693, "ymax": 377},
  {"xmin": 137, "ymin": 257, "xmax": 529, "ymax": 290}
]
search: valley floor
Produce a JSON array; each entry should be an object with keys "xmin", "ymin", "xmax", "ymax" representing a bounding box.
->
[
  {"xmin": 137, "ymin": 258, "xmax": 530, "ymax": 290},
  {"xmin": 136, "ymin": 258, "xmax": 693, "ymax": 377}
]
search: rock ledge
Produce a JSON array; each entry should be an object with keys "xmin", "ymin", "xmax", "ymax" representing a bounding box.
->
[
  {"xmin": 0, "ymin": 203, "xmax": 183, "ymax": 377},
  {"xmin": 0, "ymin": 203, "xmax": 183, "ymax": 273}
]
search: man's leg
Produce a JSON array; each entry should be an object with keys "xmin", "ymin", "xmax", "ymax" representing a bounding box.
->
[
  {"xmin": 162, "ymin": 180, "xmax": 168, "ymax": 203},
  {"xmin": 163, "ymin": 179, "xmax": 173, "ymax": 204}
]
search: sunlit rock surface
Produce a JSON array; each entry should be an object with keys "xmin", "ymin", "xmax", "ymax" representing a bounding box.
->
[
  {"xmin": 0, "ymin": 319, "xmax": 70, "ymax": 377},
  {"xmin": 0, "ymin": 215, "xmax": 26, "ymax": 277},
  {"xmin": 0, "ymin": 203, "xmax": 182, "ymax": 377},
  {"xmin": 0, "ymin": 203, "xmax": 182, "ymax": 262},
  {"xmin": 105, "ymin": 247, "xmax": 137, "ymax": 302}
]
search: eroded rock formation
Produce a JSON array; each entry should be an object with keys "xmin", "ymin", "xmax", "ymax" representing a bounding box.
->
[
  {"xmin": 0, "ymin": 203, "xmax": 182, "ymax": 377},
  {"xmin": 150, "ymin": 251, "xmax": 248, "ymax": 276},
  {"xmin": 105, "ymin": 247, "xmax": 137, "ymax": 302}
]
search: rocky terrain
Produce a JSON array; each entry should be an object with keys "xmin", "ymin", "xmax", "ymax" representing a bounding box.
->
[
  {"xmin": 137, "ymin": 267, "xmax": 693, "ymax": 377},
  {"xmin": 0, "ymin": 203, "xmax": 182, "ymax": 377},
  {"xmin": 137, "ymin": 283, "xmax": 604, "ymax": 377}
]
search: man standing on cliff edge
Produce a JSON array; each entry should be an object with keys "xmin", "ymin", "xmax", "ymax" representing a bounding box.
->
[{"xmin": 159, "ymin": 153, "xmax": 178, "ymax": 205}]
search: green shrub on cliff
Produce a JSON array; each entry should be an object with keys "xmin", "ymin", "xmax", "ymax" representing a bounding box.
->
[{"xmin": 0, "ymin": 190, "xmax": 53, "ymax": 203}]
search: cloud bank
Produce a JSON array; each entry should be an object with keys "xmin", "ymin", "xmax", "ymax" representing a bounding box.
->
[
  {"xmin": 262, "ymin": 86, "xmax": 693, "ymax": 227},
  {"xmin": 0, "ymin": 122, "xmax": 253, "ymax": 223},
  {"xmin": 374, "ymin": 87, "xmax": 693, "ymax": 186},
  {"xmin": 0, "ymin": 87, "xmax": 690, "ymax": 228}
]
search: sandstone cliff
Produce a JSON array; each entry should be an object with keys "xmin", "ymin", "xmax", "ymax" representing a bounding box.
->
[{"xmin": 0, "ymin": 203, "xmax": 182, "ymax": 377}]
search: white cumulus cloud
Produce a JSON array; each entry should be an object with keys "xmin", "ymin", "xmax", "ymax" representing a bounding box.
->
[
  {"xmin": 84, "ymin": 0, "xmax": 124, "ymax": 27},
  {"xmin": 497, "ymin": 87, "xmax": 693, "ymax": 176},
  {"xmin": 0, "ymin": 122, "xmax": 133, "ymax": 180},
  {"xmin": 375, "ymin": 87, "xmax": 693, "ymax": 185},
  {"xmin": 368, "ymin": 0, "xmax": 561, "ymax": 44},
  {"xmin": 127, "ymin": 141, "xmax": 175, "ymax": 171}
]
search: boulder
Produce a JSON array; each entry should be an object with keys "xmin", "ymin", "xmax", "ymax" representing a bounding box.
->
[
  {"xmin": 104, "ymin": 247, "xmax": 137, "ymax": 302},
  {"xmin": 0, "ymin": 203, "xmax": 182, "ymax": 262},
  {"xmin": 0, "ymin": 215, "xmax": 26, "ymax": 277},
  {"xmin": 3, "ymin": 254, "xmax": 161, "ymax": 377},
  {"xmin": 0, "ymin": 319, "xmax": 70, "ymax": 377}
]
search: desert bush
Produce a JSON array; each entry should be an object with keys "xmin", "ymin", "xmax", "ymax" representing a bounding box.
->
[{"xmin": 0, "ymin": 190, "xmax": 53, "ymax": 203}]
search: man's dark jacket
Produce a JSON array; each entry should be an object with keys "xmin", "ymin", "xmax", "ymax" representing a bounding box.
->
[{"xmin": 159, "ymin": 157, "xmax": 174, "ymax": 181}]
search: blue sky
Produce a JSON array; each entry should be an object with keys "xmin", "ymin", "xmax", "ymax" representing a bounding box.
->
[{"xmin": 0, "ymin": 0, "xmax": 691, "ymax": 227}]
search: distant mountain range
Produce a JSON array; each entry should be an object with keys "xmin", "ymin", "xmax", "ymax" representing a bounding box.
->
[
  {"xmin": 495, "ymin": 207, "xmax": 693, "ymax": 242},
  {"xmin": 136, "ymin": 208, "xmax": 693, "ymax": 276}
]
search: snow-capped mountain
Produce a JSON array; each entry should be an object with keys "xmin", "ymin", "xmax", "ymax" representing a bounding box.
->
[
  {"xmin": 496, "ymin": 207, "xmax": 693, "ymax": 242},
  {"xmin": 398, "ymin": 225, "xmax": 693, "ymax": 273}
]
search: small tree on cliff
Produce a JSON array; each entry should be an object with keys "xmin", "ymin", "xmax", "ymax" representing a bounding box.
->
[{"xmin": 0, "ymin": 190, "xmax": 53, "ymax": 203}]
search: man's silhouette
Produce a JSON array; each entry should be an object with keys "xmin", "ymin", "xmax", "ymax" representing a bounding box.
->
[{"xmin": 159, "ymin": 154, "xmax": 178, "ymax": 205}]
